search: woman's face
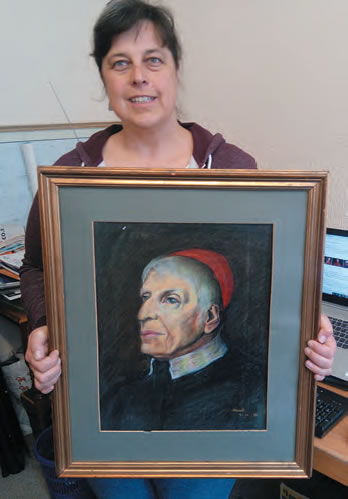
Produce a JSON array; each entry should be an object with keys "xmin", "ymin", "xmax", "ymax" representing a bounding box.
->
[{"xmin": 101, "ymin": 22, "xmax": 179, "ymax": 131}]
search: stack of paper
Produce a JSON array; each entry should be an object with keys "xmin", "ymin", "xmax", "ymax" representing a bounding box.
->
[
  {"xmin": 0, "ymin": 224, "xmax": 24, "ymax": 250},
  {"xmin": 0, "ymin": 224, "xmax": 25, "ymax": 301}
]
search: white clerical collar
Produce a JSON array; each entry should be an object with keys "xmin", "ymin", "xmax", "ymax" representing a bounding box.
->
[{"xmin": 149, "ymin": 334, "xmax": 228, "ymax": 380}]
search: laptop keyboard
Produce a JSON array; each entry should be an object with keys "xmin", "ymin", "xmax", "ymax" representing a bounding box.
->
[
  {"xmin": 315, "ymin": 386, "xmax": 347, "ymax": 438},
  {"xmin": 328, "ymin": 316, "xmax": 348, "ymax": 349}
]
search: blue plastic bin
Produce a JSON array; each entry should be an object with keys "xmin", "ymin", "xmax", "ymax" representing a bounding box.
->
[{"xmin": 33, "ymin": 426, "xmax": 95, "ymax": 498}]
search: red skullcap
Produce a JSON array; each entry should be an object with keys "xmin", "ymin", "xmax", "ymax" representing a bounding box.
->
[{"xmin": 170, "ymin": 249, "xmax": 234, "ymax": 309}]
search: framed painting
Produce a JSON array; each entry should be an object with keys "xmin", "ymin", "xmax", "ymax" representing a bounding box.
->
[{"xmin": 38, "ymin": 168, "xmax": 327, "ymax": 478}]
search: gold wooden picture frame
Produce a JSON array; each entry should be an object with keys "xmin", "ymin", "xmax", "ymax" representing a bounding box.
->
[{"xmin": 38, "ymin": 168, "xmax": 327, "ymax": 478}]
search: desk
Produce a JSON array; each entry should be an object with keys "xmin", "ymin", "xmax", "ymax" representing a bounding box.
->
[{"xmin": 313, "ymin": 382, "xmax": 348, "ymax": 486}]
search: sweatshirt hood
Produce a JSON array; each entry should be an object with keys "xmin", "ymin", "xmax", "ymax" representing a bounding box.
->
[
  {"xmin": 188, "ymin": 123, "xmax": 226, "ymax": 167},
  {"xmin": 55, "ymin": 122, "xmax": 256, "ymax": 171}
]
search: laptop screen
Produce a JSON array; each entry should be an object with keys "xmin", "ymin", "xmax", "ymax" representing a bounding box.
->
[{"xmin": 322, "ymin": 228, "xmax": 348, "ymax": 307}]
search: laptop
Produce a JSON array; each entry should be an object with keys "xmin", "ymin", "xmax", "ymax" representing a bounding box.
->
[{"xmin": 321, "ymin": 228, "xmax": 348, "ymax": 384}]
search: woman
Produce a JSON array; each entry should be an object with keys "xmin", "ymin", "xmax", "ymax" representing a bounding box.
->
[{"xmin": 21, "ymin": 1, "xmax": 336, "ymax": 498}]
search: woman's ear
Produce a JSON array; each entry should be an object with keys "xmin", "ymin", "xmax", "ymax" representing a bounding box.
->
[{"xmin": 203, "ymin": 304, "xmax": 221, "ymax": 334}]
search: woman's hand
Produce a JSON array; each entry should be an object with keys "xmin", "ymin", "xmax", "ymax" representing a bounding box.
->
[
  {"xmin": 25, "ymin": 326, "xmax": 61, "ymax": 394},
  {"xmin": 305, "ymin": 314, "xmax": 336, "ymax": 381}
]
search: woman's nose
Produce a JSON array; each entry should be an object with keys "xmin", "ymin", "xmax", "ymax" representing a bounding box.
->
[{"xmin": 131, "ymin": 64, "xmax": 148, "ymax": 85}]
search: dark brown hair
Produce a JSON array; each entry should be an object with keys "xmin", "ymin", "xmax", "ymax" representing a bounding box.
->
[{"xmin": 92, "ymin": 0, "xmax": 182, "ymax": 74}]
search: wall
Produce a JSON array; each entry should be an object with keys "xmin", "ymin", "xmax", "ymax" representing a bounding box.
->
[
  {"xmin": 175, "ymin": 0, "xmax": 348, "ymax": 229},
  {"xmin": 0, "ymin": 0, "xmax": 347, "ymax": 228},
  {"xmin": 0, "ymin": 129, "xmax": 100, "ymax": 227}
]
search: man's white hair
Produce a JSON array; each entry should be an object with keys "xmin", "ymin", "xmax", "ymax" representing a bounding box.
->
[{"xmin": 141, "ymin": 255, "xmax": 222, "ymax": 312}]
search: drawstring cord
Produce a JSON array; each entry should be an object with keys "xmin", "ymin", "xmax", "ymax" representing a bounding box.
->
[{"xmin": 202, "ymin": 154, "xmax": 212, "ymax": 169}]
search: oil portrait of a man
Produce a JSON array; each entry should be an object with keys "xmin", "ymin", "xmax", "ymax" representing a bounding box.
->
[{"xmin": 94, "ymin": 223, "xmax": 272, "ymax": 432}]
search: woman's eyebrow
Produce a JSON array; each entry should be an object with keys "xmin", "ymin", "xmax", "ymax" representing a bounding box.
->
[
  {"xmin": 107, "ymin": 52, "xmax": 129, "ymax": 60},
  {"xmin": 108, "ymin": 48, "xmax": 164, "ymax": 59},
  {"xmin": 144, "ymin": 48, "xmax": 165, "ymax": 55},
  {"xmin": 144, "ymin": 48, "xmax": 168, "ymax": 60}
]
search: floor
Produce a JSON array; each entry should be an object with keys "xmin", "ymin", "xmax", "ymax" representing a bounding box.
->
[{"xmin": 0, "ymin": 436, "xmax": 50, "ymax": 499}]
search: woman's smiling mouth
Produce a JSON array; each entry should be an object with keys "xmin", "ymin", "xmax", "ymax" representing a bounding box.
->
[{"xmin": 129, "ymin": 96, "xmax": 156, "ymax": 104}]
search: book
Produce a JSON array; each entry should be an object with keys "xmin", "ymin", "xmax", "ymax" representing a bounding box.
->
[
  {"xmin": 0, "ymin": 250, "xmax": 25, "ymax": 273},
  {"xmin": 0, "ymin": 275, "xmax": 20, "ymax": 290},
  {"xmin": 0, "ymin": 225, "xmax": 25, "ymax": 280},
  {"xmin": 0, "ymin": 287, "xmax": 21, "ymax": 301},
  {"xmin": 0, "ymin": 268, "xmax": 20, "ymax": 280},
  {"xmin": 0, "ymin": 224, "xmax": 24, "ymax": 249}
]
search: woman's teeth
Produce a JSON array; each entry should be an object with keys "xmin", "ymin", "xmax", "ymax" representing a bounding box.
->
[{"xmin": 130, "ymin": 96, "xmax": 155, "ymax": 103}]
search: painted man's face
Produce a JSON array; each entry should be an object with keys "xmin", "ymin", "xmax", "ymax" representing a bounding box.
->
[{"xmin": 138, "ymin": 269, "xmax": 208, "ymax": 359}]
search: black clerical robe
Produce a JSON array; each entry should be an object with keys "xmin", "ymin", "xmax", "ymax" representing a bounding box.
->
[{"xmin": 102, "ymin": 352, "xmax": 265, "ymax": 431}]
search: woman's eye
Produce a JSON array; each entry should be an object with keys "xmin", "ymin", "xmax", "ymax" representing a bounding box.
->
[
  {"xmin": 147, "ymin": 57, "xmax": 162, "ymax": 66},
  {"xmin": 141, "ymin": 293, "xmax": 150, "ymax": 302},
  {"xmin": 112, "ymin": 60, "xmax": 128, "ymax": 70}
]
